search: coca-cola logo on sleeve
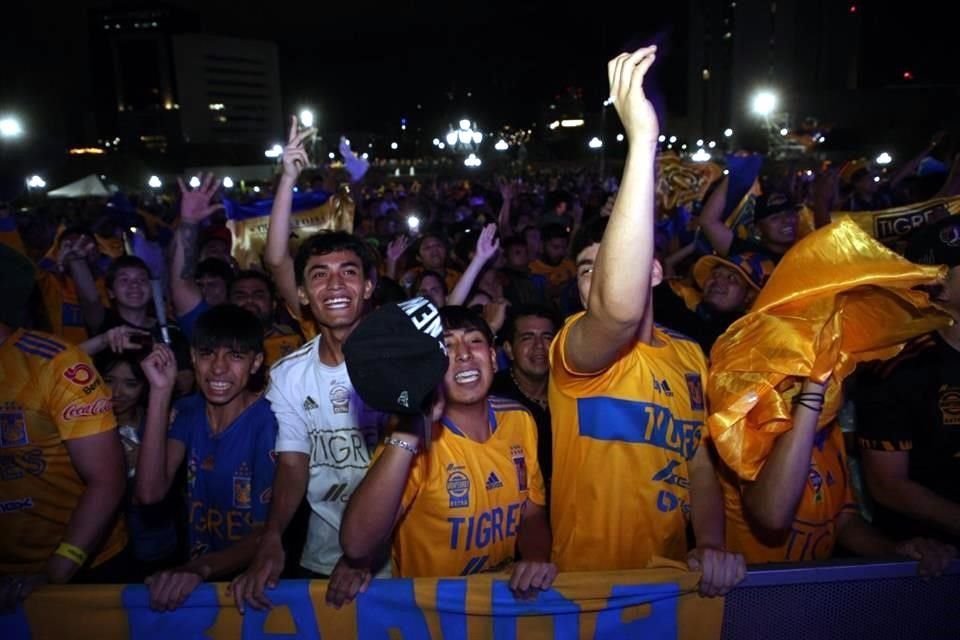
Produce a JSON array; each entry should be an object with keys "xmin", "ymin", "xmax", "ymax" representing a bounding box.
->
[{"xmin": 62, "ymin": 398, "xmax": 113, "ymax": 421}]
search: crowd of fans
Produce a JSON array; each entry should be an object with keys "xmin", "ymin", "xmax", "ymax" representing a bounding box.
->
[{"xmin": 2, "ymin": 47, "xmax": 959, "ymax": 614}]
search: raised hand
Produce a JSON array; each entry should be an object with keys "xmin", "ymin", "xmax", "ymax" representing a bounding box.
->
[
  {"xmin": 386, "ymin": 235, "xmax": 410, "ymax": 264},
  {"xmin": 474, "ymin": 224, "xmax": 500, "ymax": 264},
  {"xmin": 607, "ymin": 46, "xmax": 659, "ymax": 143},
  {"xmin": 57, "ymin": 234, "xmax": 95, "ymax": 269},
  {"xmin": 140, "ymin": 343, "xmax": 177, "ymax": 392},
  {"xmin": 104, "ymin": 325, "xmax": 151, "ymax": 353},
  {"xmin": 497, "ymin": 176, "xmax": 516, "ymax": 202},
  {"xmin": 281, "ymin": 115, "xmax": 316, "ymax": 181},
  {"xmin": 177, "ymin": 173, "xmax": 223, "ymax": 224}
]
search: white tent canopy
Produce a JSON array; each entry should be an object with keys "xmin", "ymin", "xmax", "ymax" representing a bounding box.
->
[{"xmin": 47, "ymin": 174, "xmax": 113, "ymax": 198}]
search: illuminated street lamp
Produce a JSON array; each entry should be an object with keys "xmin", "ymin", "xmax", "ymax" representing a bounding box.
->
[
  {"xmin": 148, "ymin": 175, "xmax": 162, "ymax": 189},
  {"xmin": 26, "ymin": 175, "xmax": 46, "ymax": 189},
  {"xmin": 0, "ymin": 115, "xmax": 24, "ymax": 139},
  {"xmin": 188, "ymin": 176, "xmax": 201, "ymax": 188},
  {"xmin": 876, "ymin": 152, "xmax": 893, "ymax": 165},
  {"xmin": 265, "ymin": 144, "xmax": 283, "ymax": 159},
  {"xmin": 222, "ymin": 176, "xmax": 234, "ymax": 189},
  {"xmin": 299, "ymin": 109, "xmax": 315, "ymax": 128},
  {"xmin": 750, "ymin": 90, "xmax": 778, "ymax": 117},
  {"xmin": 588, "ymin": 137, "xmax": 603, "ymax": 149},
  {"xmin": 494, "ymin": 139, "xmax": 509, "ymax": 151}
]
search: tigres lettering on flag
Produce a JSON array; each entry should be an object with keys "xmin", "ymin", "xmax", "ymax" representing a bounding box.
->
[
  {"xmin": 224, "ymin": 186, "xmax": 355, "ymax": 269},
  {"xmin": 1, "ymin": 566, "xmax": 723, "ymax": 640},
  {"xmin": 832, "ymin": 195, "xmax": 960, "ymax": 249}
]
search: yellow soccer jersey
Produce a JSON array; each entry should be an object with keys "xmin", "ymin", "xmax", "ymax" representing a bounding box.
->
[
  {"xmin": 263, "ymin": 325, "xmax": 303, "ymax": 367},
  {"xmin": 529, "ymin": 259, "xmax": 576, "ymax": 289},
  {"xmin": 721, "ymin": 420, "xmax": 858, "ymax": 563},
  {"xmin": 0, "ymin": 330, "xmax": 127, "ymax": 573},
  {"xmin": 37, "ymin": 271, "xmax": 110, "ymax": 345},
  {"xmin": 549, "ymin": 312, "xmax": 709, "ymax": 572},
  {"xmin": 391, "ymin": 397, "xmax": 546, "ymax": 578}
]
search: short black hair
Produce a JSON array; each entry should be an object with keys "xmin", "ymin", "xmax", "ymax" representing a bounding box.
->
[
  {"xmin": 192, "ymin": 304, "xmax": 264, "ymax": 354},
  {"xmin": 500, "ymin": 304, "xmax": 561, "ymax": 344},
  {"xmin": 230, "ymin": 269, "xmax": 276, "ymax": 300},
  {"xmin": 570, "ymin": 217, "xmax": 608, "ymax": 263},
  {"xmin": 415, "ymin": 269, "xmax": 449, "ymax": 295},
  {"xmin": 541, "ymin": 223, "xmax": 570, "ymax": 242},
  {"xmin": 440, "ymin": 305, "xmax": 494, "ymax": 346},
  {"xmin": 196, "ymin": 257, "xmax": 235, "ymax": 284},
  {"xmin": 294, "ymin": 231, "xmax": 374, "ymax": 286},
  {"xmin": 95, "ymin": 351, "xmax": 149, "ymax": 395},
  {"xmin": 106, "ymin": 255, "xmax": 151, "ymax": 289}
]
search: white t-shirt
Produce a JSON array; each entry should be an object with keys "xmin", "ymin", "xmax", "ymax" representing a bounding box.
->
[{"xmin": 267, "ymin": 335, "xmax": 388, "ymax": 575}]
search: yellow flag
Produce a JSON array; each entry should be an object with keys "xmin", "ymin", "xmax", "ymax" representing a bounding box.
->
[{"xmin": 706, "ymin": 218, "xmax": 950, "ymax": 481}]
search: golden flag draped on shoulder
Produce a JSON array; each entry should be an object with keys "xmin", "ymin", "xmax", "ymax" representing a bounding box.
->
[
  {"xmin": 706, "ymin": 218, "xmax": 950, "ymax": 481},
  {"xmin": 225, "ymin": 185, "xmax": 355, "ymax": 269}
]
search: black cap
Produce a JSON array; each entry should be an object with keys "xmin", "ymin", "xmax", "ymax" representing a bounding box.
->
[
  {"xmin": 906, "ymin": 216, "xmax": 960, "ymax": 268},
  {"xmin": 343, "ymin": 297, "xmax": 449, "ymax": 415},
  {"xmin": 753, "ymin": 192, "xmax": 798, "ymax": 222}
]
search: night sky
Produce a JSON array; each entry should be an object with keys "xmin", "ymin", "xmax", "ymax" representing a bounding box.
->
[{"xmin": 1, "ymin": 1, "xmax": 957, "ymax": 147}]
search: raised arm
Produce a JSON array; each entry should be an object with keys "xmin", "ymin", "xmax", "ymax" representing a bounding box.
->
[
  {"xmin": 135, "ymin": 344, "xmax": 186, "ymax": 504},
  {"xmin": 447, "ymin": 223, "xmax": 499, "ymax": 306},
  {"xmin": 60, "ymin": 235, "xmax": 106, "ymax": 333},
  {"xmin": 497, "ymin": 177, "xmax": 516, "ymax": 238},
  {"xmin": 564, "ymin": 47, "xmax": 659, "ymax": 373},
  {"xmin": 170, "ymin": 173, "xmax": 222, "ymax": 316},
  {"xmin": 384, "ymin": 235, "xmax": 411, "ymax": 281},
  {"xmin": 741, "ymin": 379, "xmax": 825, "ymax": 530},
  {"xmin": 698, "ymin": 177, "xmax": 733, "ymax": 255},
  {"xmin": 889, "ymin": 132, "xmax": 943, "ymax": 189},
  {"xmin": 265, "ymin": 116, "xmax": 316, "ymax": 319}
]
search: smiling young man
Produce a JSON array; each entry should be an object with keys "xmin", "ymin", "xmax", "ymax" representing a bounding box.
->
[
  {"xmin": 230, "ymin": 230, "xmax": 389, "ymax": 612},
  {"xmin": 134, "ymin": 304, "xmax": 277, "ymax": 611},
  {"xmin": 340, "ymin": 305, "xmax": 554, "ymax": 599},
  {"xmin": 548, "ymin": 47, "xmax": 744, "ymax": 596},
  {"xmin": 699, "ymin": 189, "xmax": 800, "ymax": 264}
]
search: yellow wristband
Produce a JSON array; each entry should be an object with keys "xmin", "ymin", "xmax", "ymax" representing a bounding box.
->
[{"xmin": 55, "ymin": 542, "xmax": 88, "ymax": 566}]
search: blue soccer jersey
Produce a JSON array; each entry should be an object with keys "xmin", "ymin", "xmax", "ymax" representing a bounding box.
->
[{"xmin": 168, "ymin": 394, "xmax": 277, "ymax": 557}]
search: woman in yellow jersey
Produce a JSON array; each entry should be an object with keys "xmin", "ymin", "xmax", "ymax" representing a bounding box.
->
[{"xmin": 340, "ymin": 306, "xmax": 554, "ymax": 605}]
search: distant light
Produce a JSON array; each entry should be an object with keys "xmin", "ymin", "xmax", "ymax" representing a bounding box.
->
[
  {"xmin": 188, "ymin": 176, "xmax": 201, "ymax": 188},
  {"xmin": 873, "ymin": 176, "xmax": 881, "ymax": 183},
  {"xmin": 560, "ymin": 118, "xmax": 585, "ymax": 128},
  {"xmin": 148, "ymin": 175, "xmax": 162, "ymax": 189},
  {"xmin": 432, "ymin": 137, "xmax": 440, "ymax": 146},
  {"xmin": 723, "ymin": 169, "xmax": 730, "ymax": 175},
  {"xmin": 464, "ymin": 153, "xmax": 482, "ymax": 167},
  {"xmin": 548, "ymin": 121, "xmax": 560, "ymax": 130},
  {"xmin": 390, "ymin": 142, "xmax": 398, "ymax": 150},
  {"xmin": 208, "ymin": 103, "xmax": 225, "ymax": 111},
  {"xmin": 222, "ymin": 176, "xmax": 234, "ymax": 189},
  {"xmin": 876, "ymin": 151, "xmax": 893, "ymax": 165},
  {"xmin": 26, "ymin": 175, "xmax": 46, "ymax": 189},
  {"xmin": 780, "ymin": 128, "xmax": 789, "ymax": 136},
  {"xmin": 818, "ymin": 135, "xmax": 827, "ymax": 143},
  {"xmin": 805, "ymin": 170, "xmax": 814, "ymax": 177},
  {"xmin": 68, "ymin": 147, "xmax": 105, "ymax": 155},
  {"xmin": 437, "ymin": 142, "xmax": 445, "ymax": 150},
  {"xmin": 299, "ymin": 109, "xmax": 315, "ymax": 128},
  {"xmin": 616, "ymin": 133, "xmax": 624, "ymax": 142},
  {"xmin": 588, "ymin": 137, "xmax": 603, "ymax": 149},
  {"xmin": 602, "ymin": 97, "xmax": 614, "ymax": 106},
  {"xmin": 253, "ymin": 186, "xmax": 261, "ymax": 193},
  {"xmin": 696, "ymin": 139, "xmax": 704, "ymax": 147},
  {"xmin": 494, "ymin": 139, "xmax": 509, "ymax": 151},
  {"xmin": 459, "ymin": 119, "xmax": 471, "ymax": 130},
  {"xmin": 668, "ymin": 135, "xmax": 677, "ymax": 143},
  {"xmin": 129, "ymin": 227, "xmax": 138, "ymax": 234},
  {"xmin": 681, "ymin": 144, "xmax": 687, "ymax": 150},
  {"xmin": 328, "ymin": 152, "xmax": 335, "ymax": 159},
  {"xmin": 407, "ymin": 215, "xmax": 421, "ymax": 231},
  {"xmin": 902, "ymin": 71, "xmax": 913, "ymax": 81},
  {"xmin": 0, "ymin": 116, "xmax": 23, "ymax": 139},
  {"xmin": 724, "ymin": 128, "xmax": 734, "ymax": 137},
  {"xmin": 401, "ymin": 124, "xmax": 406, "ymax": 130},
  {"xmin": 849, "ymin": 4, "xmax": 857, "ymax": 13},
  {"xmin": 751, "ymin": 90, "xmax": 778, "ymax": 117},
  {"xmin": 445, "ymin": 131, "xmax": 458, "ymax": 145},
  {"xmin": 708, "ymin": 140, "xmax": 717, "ymax": 148},
  {"xmin": 472, "ymin": 131, "xmax": 483, "ymax": 144},
  {"xmin": 691, "ymin": 148, "xmax": 712, "ymax": 162},
  {"xmin": 658, "ymin": 134, "xmax": 666, "ymax": 143},
  {"xmin": 458, "ymin": 130, "xmax": 471, "ymax": 145},
  {"xmin": 265, "ymin": 144, "xmax": 283, "ymax": 158},
  {"xmin": 293, "ymin": 187, "xmax": 299, "ymax": 192},
  {"xmin": 163, "ymin": 101, "xmax": 173, "ymax": 110},
  {"xmin": 361, "ymin": 152, "xmax": 369, "ymax": 159}
]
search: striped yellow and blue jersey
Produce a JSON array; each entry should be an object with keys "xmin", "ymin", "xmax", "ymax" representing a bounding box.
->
[
  {"xmin": 390, "ymin": 396, "xmax": 546, "ymax": 578},
  {"xmin": 549, "ymin": 312, "xmax": 709, "ymax": 571}
]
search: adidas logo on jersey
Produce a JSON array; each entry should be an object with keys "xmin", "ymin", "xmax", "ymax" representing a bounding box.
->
[
  {"xmin": 653, "ymin": 378, "xmax": 673, "ymax": 396},
  {"xmin": 485, "ymin": 471, "xmax": 503, "ymax": 490},
  {"xmin": 397, "ymin": 390, "xmax": 410, "ymax": 408},
  {"xmin": 303, "ymin": 396, "xmax": 319, "ymax": 411},
  {"xmin": 321, "ymin": 483, "xmax": 350, "ymax": 502}
]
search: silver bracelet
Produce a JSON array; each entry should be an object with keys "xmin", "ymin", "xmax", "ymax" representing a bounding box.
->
[{"xmin": 384, "ymin": 436, "xmax": 419, "ymax": 456}]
